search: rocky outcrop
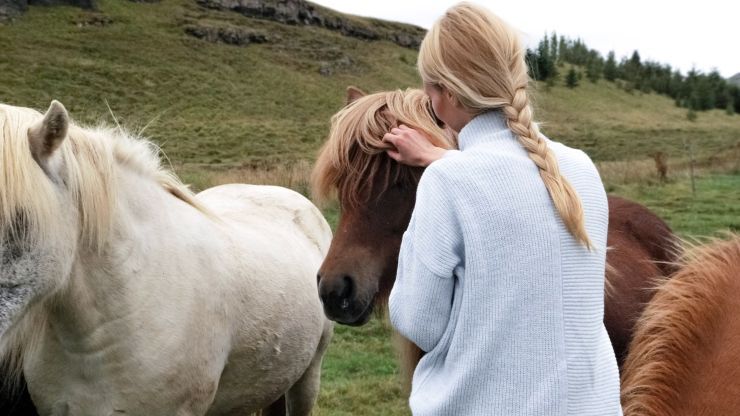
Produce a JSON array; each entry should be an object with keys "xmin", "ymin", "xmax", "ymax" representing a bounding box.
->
[
  {"xmin": 185, "ymin": 24, "xmax": 269, "ymax": 46},
  {"xmin": 28, "ymin": 0, "xmax": 95, "ymax": 7},
  {"xmin": 195, "ymin": 0, "xmax": 425, "ymax": 49},
  {"xmin": 1, "ymin": 0, "xmax": 94, "ymax": 21},
  {"xmin": 0, "ymin": 0, "xmax": 151, "ymax": 21},
  {"xmin": 197, "ymin": 0, "xmax": 326, "ymax": 26},
  {"xmin": 0, "ymin": 0, "xmax": 27, "ymax": 20}
]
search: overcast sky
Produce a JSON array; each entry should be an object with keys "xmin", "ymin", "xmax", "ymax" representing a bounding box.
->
[{"xmin": 311, "ymin": 0, "xmax": 739, "ymax": 78}]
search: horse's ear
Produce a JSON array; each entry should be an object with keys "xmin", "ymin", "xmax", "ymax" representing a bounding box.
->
[
  {"xmin": 28, "ymin": 100, "xmax": 69, "ymax": 163},
  {"xmin": 346, "ymin": 86, "xmax": 366, "ymax": 105}
]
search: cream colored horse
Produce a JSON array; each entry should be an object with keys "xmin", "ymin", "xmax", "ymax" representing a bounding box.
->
[{"xmin": 0, "ymin": 101, "xmax": 333, "ymax": 415}]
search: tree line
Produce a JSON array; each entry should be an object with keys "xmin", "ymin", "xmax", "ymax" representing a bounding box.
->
[{"xmin": 525, "ymin": 33, "xmax": 740, "ymax": 115}]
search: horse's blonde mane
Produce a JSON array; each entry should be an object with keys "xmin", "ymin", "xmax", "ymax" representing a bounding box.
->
[
  {"xmin": 0, "ymin": 103, "xmax": 204, "ymax": 251},
  {"xmin": 311, "ymin": 89, "xmax": 455, "ymax": 207},
  {"xmin": 621, "ymin": 234, "xmax": 740, "ymax": 415}
]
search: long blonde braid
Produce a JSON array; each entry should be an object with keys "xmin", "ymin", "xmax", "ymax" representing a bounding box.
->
[
  {"xmin": 504, "ymin": 88, "xmax": 592, "ymax": 248},
  {"xmin": 418, "ymin": 2, "xmax": 593, "ymax": 249}
]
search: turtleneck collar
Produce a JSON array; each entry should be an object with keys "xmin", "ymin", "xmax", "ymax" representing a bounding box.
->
[{"xmin": 456, "ymin": 110, "xmax": 517, "ymax": 151}]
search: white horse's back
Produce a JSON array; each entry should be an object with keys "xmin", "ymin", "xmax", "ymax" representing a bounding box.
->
[
  {"xmin": 195, "ymin": 184, "xmax": 333, "ymax": 415},
  {"xmin": 197, "ymin": 184, "xmax": 332, "ymax": 259}
]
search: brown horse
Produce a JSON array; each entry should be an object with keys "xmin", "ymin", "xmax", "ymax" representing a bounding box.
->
[
  {"xmin": 313, "ymin": 87, "xmax": 679, "ymax": 380},
  {"xmin": 621, "ymin": 234, "xmax": 740, "ymax": 416}
]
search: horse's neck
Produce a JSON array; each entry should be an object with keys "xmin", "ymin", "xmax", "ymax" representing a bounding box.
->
[{"xmin": 47, "ymin": 168, "xmax": 222, "ymax": 350}]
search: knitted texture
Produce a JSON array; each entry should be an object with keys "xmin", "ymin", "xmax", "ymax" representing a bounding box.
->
[{"xmin": 389, "ymin": 111, "xmax": 622, "ymax": 415}]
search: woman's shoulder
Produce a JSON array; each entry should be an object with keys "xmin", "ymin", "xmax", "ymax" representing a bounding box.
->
[
  {"xmin": 545, "ymin": 139, "xmax": 602, "ymax": 182},
  {"xmin": 421, "ymin": 149, "xmax": 524, "ymax": 201},
  {"xmin": 543, "ymin": 136, "xmax": 595, "ymax": 165}
]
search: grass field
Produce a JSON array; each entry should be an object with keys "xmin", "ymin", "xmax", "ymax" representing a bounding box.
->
[
  {"xmin": 1, "ymin": 0, "xmax": 737, "ymax": 170},
  {"xmin": 1, "ymin": 1, "xmax": 739, "ymax": 415}
]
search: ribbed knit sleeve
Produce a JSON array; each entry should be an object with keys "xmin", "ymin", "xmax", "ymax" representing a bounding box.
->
[{"xmin": 389, "ymin": 164, "xmax": 463, "ymax": 352}]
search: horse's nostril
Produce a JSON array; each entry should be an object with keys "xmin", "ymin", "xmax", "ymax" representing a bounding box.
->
[
  {"xmin": 318, "ymin": 275, "xmax": 357, "ymax": 315},
  {"xmin": 341, "ymin": 275, "xmax": 354, "ymax": 297},
  {"xmin": 316, "ymin": 273, "xmax": 322, "ymax": 285},
  {"xmin": 339, "ymin": 276, "xmax": 355, "ymax": 310}
]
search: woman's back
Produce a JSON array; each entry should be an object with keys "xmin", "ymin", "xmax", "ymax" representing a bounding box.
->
[{"xmin": 390, "ymin": 111, "xmax": 621, "ymax": 415}]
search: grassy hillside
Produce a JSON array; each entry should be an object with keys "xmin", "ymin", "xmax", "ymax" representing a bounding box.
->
[
  {"xmin": 1, "ymin": 0, "xmax": 737, "ymax": 171},
  {"xmin": 0, "ymin": 0, "xmax": 421, "ymax": 167},
  {"xmin": 1, "ymin": 2, "xmax": 739, "ymax": 415}
]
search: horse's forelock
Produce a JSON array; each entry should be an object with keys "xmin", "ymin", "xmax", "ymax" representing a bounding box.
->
[{"xmin": 311, "ymin": 89, "xmax": 453, "ymax": 209}]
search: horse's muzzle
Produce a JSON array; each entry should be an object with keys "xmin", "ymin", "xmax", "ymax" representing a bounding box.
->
[{"xmin": 317, "ymin": 274, "xmax": 374, "ymax": 326}]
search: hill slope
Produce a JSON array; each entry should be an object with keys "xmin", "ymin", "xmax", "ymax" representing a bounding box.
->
[
  {"xmin": 730, "ymin": 72, "xmax": 740, "ymax": 87},
  {"xmin": 0, "ymin": 0, "xmax": 737, "ymax": 170}
]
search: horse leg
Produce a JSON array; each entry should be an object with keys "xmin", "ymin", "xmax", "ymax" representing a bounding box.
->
[
  {"xmin": 285, "ymin": 320, "xmax": 333, "ymax": 416},
  {"xmin": 261, "ymin": 395, "xmax": 286, "ymax": 416}
]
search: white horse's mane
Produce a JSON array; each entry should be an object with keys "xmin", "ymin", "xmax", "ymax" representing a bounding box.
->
[
  {"xmin": 0, "ymin": 103, "xmax": 205, "ymax": 390},
  {"xmin": 0, "ymin": 103, "xmax": 204, "ymax": 249}
]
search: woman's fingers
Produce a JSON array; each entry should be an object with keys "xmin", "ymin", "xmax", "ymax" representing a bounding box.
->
[
  {"xmin": 383, "ymin": 132, "xmax": 399, "ymax": 144},
  {"xmin": 384, "ymin": 125, "xmax": 446, "ymax": 167}
]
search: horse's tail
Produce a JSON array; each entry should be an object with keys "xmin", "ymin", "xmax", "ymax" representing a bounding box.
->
[{"xmin": 392, "ymin": 332, "xmax": 424, "ymax": 394}]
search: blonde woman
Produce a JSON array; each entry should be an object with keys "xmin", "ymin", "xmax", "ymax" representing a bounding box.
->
[{"xmin": 383, "ymin": 3, "xmax": 622, "ymax": 415}]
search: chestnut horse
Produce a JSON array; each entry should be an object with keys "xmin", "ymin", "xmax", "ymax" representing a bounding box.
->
[
  {"xmin": 621, "ymin": 234, "xmax": 740, "ymax": 415},
  {"xmin": 313, "ymin": 87, "xmax": 678, "ymax": 382}
]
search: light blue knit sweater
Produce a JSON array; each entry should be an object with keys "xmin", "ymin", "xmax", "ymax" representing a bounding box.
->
[{"xmin": 389, "ymin": 111, "xmax": 622, "ymax": 415}]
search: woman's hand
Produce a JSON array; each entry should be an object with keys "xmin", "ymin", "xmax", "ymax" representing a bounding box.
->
[{"xmin": 383, "ymin": 125, "xmax": 448, "ymax": 167}]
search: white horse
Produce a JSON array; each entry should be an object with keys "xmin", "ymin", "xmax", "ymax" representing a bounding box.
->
[{"xmin": 0, "ymin": 101, "xmax": 333, "ymax": 415}]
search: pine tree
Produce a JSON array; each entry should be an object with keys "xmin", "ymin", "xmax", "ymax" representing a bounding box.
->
[
  {"xmin": 549, "ymin": 32, "xmax": 559, "ymax": 63},
  {"xmin": 603, "ymin": 51, "xmax": 618, "ymax": 81},
  {"xmin": 621, "ymin": 50, "xmax": 643, "ymax": 85},
  {"xmin": 629, "ymin": 50, "xmax": 641, "ymax": 67},
  {"xmin": 586, "ymin": 51, "xmax": 603, "ymax": 83},
  {"xmin": 525, "ymin": 48, "xmax": 540, "ymax": 80},
  {"xmin": 558, "ymin": 35, "xmax": 567, "ymax": 63},
  {"xmin": 536, "ymin": 37, "xmax": 557, "ymax": 80},
  {"xmin": 566, "ymin": 68, "xmax": 579, "ymax": 88},
  {"xmin": 730, "ymin": 85, "xmax": 740, "ymax": 113}
]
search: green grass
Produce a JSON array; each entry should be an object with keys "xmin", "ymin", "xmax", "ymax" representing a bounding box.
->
[
  {"xmin": 2, "ymin": 2, "xmax": 740, "ymax": 415},
  {"xmin": 316, "ymin": 318, "xmax": 409, "ymax": 416},
  {"xmin": 536, "ymin": 78, "xmax": 740, "ymax": 163},
  {"xmin": 608, "ymin": 174, "xmax": 740, "ymax": 238}
]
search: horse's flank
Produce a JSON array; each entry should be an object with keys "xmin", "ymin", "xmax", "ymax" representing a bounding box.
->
[{"xmin": 621, "ymin": 235, "xmax": 740, "ymax": 415}]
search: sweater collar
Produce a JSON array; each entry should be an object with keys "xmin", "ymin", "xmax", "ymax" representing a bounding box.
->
[{"xmin": 457, "ymin": 110, "xmax": 516, "ymax": 151}]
